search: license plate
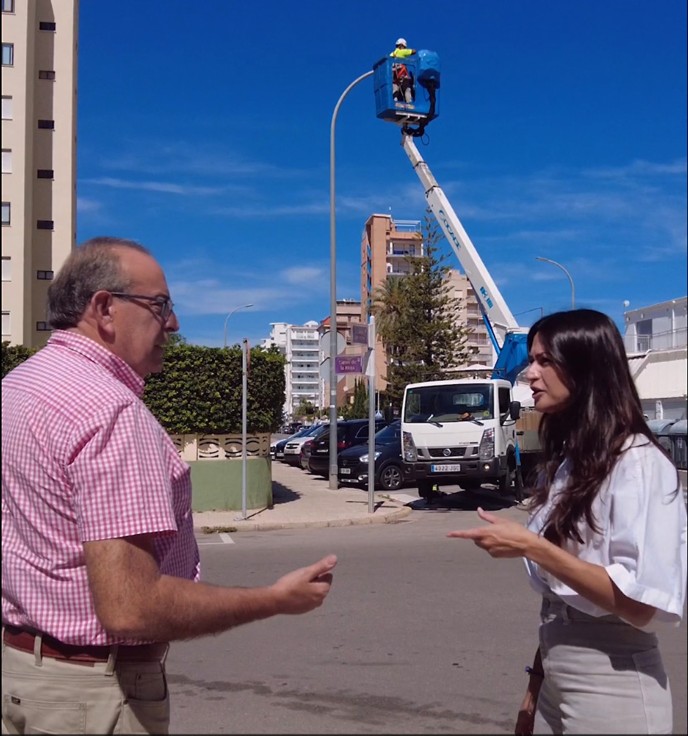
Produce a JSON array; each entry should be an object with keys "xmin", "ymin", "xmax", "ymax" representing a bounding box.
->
[
  {"xmin": 430, "ymin": 464, "xmax": 461, "ymax": 473},
  {"xmin": 340, "ymin": 468, "xmax": 351, "ymax": 475}
]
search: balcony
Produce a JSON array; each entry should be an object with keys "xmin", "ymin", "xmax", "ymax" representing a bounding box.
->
[{"xmin": 625, "ymin": 327, "xmax": 687, "ymax": 354}]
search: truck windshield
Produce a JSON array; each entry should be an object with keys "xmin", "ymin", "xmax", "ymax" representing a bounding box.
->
[{"xmin": 403, "ymin": 384, "xmax": 494, "ymax": 423}]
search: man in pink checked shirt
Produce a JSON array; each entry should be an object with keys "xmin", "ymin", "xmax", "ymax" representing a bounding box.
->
[{"xmin": 1, "ymin": 237, "xmax": 337, "ymax": 735}]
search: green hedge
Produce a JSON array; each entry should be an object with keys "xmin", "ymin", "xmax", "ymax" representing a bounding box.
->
[{"xmin": 1, "ymin": 340, "xmax": 286, "ymax": 434}]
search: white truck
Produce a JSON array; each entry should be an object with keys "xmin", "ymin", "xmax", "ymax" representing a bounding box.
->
[{"xmin": 402, "ymin": 378, "xmax": 523, "ymax": 497}]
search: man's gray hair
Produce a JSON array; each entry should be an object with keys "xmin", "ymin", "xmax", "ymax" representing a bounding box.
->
[{"xmin": 47, "ymin": 236, "xmax": 152, "ymax": 329}]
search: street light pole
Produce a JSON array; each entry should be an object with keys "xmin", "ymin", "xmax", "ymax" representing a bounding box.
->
[
  {"xmin": 329, "ymin": 69, "xmax": 374, "ymax": 490},
  {"xmin": 535, "ymin": 257, "xmax": 575, "ymax": 309},
  {"xmin": 223, "ymin": 303, "xmax": 254, "ymax": 348}
]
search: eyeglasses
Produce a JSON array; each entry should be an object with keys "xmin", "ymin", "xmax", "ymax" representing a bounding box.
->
[{"xmin": 110, "ymin": 292, "xmax": 175, "ymax": 322}]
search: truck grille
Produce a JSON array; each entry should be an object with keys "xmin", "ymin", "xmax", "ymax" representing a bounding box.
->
[{"xmin": 426, "ymin": 446, "xmax": 477, "ymax": 459}]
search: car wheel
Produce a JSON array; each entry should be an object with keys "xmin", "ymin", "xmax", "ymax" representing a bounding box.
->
[{"xmin": 379, "ymin": 463, "xmax": 403, "ymax": 491}]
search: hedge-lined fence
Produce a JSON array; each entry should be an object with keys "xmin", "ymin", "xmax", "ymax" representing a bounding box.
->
[{"xmin": 1, "ymin": 340, "xmax": 286, "ymax": 434}]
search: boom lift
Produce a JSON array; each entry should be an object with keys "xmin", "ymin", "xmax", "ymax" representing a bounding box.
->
[{"xmin": 373, "ymin": 49, "xmax": 538, "ymax": 498}]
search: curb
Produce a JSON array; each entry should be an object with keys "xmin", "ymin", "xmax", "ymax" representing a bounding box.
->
[{"xmin": 197, "ymin": 504, "xmax": 413, "ymax": 534}]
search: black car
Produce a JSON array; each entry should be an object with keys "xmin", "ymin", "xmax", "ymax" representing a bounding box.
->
[
  {"xmin": 338, "ymin": 420, "xmax": 410, "ymax": 491},
  {"xmin": 307, "ymin": 418, "xmax": 389, "ymax": 477}
]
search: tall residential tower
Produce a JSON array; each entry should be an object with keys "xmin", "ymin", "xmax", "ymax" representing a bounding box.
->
[{"xmin": 1, "ymin": 0, "xmax": 79, "ymax": 347}]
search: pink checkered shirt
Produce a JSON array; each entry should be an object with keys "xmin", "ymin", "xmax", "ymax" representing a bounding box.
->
[{"xmin": 2, "ymin": 330, "xmax": 200, "ymax": 645}]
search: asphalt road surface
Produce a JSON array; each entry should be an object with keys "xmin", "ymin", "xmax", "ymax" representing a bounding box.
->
[{"xmin": 167, "ymin": 499, "xmax": 687, "ymax": 734}]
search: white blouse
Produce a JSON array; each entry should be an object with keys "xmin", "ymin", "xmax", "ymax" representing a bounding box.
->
[{"xmin": 525, "ymin": 435, "xmax": 687, "ymax": 630}]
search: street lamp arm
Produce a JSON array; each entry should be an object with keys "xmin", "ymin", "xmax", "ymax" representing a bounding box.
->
[
  {"xmin": 535, "ymin": 257, "xmax": 575, "ymax": 309},
  {"xmin": 223, "ymin": 303, "xmax": 254, "ymax": 348}
]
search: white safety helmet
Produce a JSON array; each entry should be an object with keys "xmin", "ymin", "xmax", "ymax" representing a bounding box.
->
[{"xmin": 395, "ymin": 38, "xmax": 407, "ymax": 47}]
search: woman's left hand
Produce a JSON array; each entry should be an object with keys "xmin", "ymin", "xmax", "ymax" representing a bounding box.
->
[{"xmin": 447, "ymin": 507, "xmax": 537, "ymax": 558}]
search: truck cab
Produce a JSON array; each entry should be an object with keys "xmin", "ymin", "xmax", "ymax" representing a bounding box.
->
[{"xmin": 401, "ymin": 378, "xmax": 521, "ymax": 497}]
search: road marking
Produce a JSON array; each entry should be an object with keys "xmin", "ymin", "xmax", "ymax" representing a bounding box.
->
[{"xmin": 219, "ymin": 533, "xmax": 235, "ymax": 544}]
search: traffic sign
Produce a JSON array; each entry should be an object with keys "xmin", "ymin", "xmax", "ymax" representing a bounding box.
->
[{"xmin": 351, "ymin": 323, "xmax": 368, "ymax": 346}]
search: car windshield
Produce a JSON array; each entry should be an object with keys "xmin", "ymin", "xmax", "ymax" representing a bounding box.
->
[
  {"xmin": 374, "ymin": 421, "xmax": 401, "ymax": 445},
  {"xmin": 290, "ymin": 426, "xmax": 314, "ymax": 439},
  {"xmin": 403, "ymin": 384, "xmax": 494, "ymax": 423}
]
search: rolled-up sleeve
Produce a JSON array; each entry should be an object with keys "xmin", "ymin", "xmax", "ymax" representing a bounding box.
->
[{"xmin": 605, "ymin": 445, "xmax": 687, "ymax": 625}]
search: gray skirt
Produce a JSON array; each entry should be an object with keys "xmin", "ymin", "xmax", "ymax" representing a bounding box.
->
[{"xmin": 535, "ymin": 595, "xmax": 672, "ymax": 734}]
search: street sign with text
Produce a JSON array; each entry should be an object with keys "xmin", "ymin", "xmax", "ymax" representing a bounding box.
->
[{"xmin": 335, "ymin": 355, "xmax": 363, "ymax": 374}]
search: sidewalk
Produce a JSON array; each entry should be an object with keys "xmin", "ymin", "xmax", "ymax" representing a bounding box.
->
[{"xmin": 193, "ymin": 459, "xmax": 413, "ymax": 533}]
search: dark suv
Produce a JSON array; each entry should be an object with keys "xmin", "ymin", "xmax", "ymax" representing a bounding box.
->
[{"xmin": 307, "ymin": 419, "xmax": 389, "ymax": 477}]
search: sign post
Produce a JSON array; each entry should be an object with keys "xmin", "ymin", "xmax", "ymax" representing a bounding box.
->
[{"xmin": 367, "ymin": 317, "xmax": 376, "ymax": 514}]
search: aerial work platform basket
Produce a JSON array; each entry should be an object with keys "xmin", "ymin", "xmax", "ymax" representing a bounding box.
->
[{"xmin": 373, "ymin": 49, "xmax": 441, "ymax": 127}]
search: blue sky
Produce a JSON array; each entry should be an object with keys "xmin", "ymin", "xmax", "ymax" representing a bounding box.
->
[{"xmin": 76, "ymin": 0, "xmax": 687, "ymax": 348}]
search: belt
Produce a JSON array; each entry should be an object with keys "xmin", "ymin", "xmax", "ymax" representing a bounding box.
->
[{"xmin": 2, "ymin": 625, "xmax": 169, "ymax": 665}]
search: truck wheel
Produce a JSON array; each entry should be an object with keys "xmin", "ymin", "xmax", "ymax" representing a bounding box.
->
[
  {"xmin": 513, "ymin": 465, "xmax": 525, "ymax": 502},
  {"xmin": 498, "ymin": 463, "xmax": 514, "ymax": 494}
]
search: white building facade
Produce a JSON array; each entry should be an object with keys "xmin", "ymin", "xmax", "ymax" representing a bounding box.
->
[{"xmin": 262, "ymin": 321, "xmax": 321, "ymax": 421}]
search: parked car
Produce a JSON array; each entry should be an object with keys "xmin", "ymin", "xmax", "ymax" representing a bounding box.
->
[
  {"xmin": 271, "ymin": 425, "xmax": 315, "ymax": 461},
  {"xmin": 282, "ymin": 424, "xmax": 327, "ymax": 465},
  {"xmin": 337, "ymin": 420, "xmax": 411, "ymax": 491},
  {"xmin": 300, "ymin": 435, "xmax": 316, "ymax": 470},
  {"xmin": 307, "ymin": 418, "xmax": 389, "ymax": 477}
]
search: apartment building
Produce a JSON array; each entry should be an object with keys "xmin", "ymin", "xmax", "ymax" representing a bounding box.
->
[
  {"xmin": 262, "ymin": 320, "xmax": 321, "ymax": 420},
  {"xmin": 624, "ymin": 297, "xmax": 687, "ymax": 421},
  {"xmin": 318, "ymin": 298, "xmax": 364, "ymax": 411},
  {"xmin": 1, "ymin": 0, "xmax": 78, "ymax": 347},
  {"xmin": 360, "ymin": 213, "xmax": 494, "ymax": 389}
]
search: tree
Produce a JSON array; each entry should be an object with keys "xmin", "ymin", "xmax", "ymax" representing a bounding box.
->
[
  {"xmin": 295, "ymin": 399, "xmax": 316, "ymax": 419},
  {"xmin": 373, "ymin": 212, "xmax": 474, "ymax": 408},
  {"xmin": 1, "ymin": 342, "xmax": 38, "ymax": 378},
  {"xmin": 342, "ymin": 378, "xmax": 368, "ymax": 419}
]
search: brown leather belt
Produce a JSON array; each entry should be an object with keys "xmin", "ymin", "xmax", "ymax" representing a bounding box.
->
[{"xmin": 2, "ymin": 625, "xmax": 169, "ymax": 665}]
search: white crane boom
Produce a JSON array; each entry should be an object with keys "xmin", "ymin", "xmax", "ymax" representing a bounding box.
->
[{"xmin": 402, "ymin": 133, "xmax": 520, "ymax": 349}]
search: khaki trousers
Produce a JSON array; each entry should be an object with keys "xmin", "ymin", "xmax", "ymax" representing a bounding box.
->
[
  {"xmin": 1, "ymin": 637, "xmax": 170, "ymax": 735},
  {"xmin": 535, "ymin": 596, "xmax": 672, "ymax": 734}
]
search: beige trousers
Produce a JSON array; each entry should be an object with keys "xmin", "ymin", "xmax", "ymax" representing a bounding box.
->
[
  {"xmin": 1, "ymin": 637, "xmax": 170, "ymax": 735},
  {"xmin": 535, "ymin": 596, "xmax": 672, "ymax": 734}
]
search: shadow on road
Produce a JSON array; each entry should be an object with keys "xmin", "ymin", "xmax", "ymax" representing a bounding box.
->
[{"xmin": 408, "ymin": 487, "xmax": 519, "ymax": 512}]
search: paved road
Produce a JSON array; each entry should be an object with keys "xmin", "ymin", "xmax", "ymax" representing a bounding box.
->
[{"xmin": 168, "ymin": 505, "xmax": 687, "ymax": 734}]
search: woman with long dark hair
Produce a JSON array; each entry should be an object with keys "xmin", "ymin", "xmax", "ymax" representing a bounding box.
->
[{"xmin": 449, "ymin": 309, "xmax": 686, "ymax": 734}]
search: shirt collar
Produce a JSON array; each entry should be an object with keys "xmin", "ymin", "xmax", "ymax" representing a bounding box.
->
[{"xmin": 48, "ymin": 330, "xmax": 146, "ymax": 397}]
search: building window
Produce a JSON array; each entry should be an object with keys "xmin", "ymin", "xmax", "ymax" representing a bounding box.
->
[
  {"xmin": 1, "ymin": 202, "xmax": 9, "ymax": 224},
  {"xmin": 36, "ymin": 220, "xmax": 54, "ymax": 230},
  {"xmin": 2, "ymin": 149, "xmax": 11, "ymax": 174},
  {"xmin": 37, "ymin": 169, "xmax": 54, "ymax": 179},
  {"xmin": 1, "ymin": 311, "xmax": 9, "ymax": 337},
  {"xmin": 39, "ymin": 21, "xmax": 56, "ymax": 31},
  {"xmin": 37, "ymin": 270, "xmax": 54, "ymax": 280},
  {"xmin": 36, "ymin": 321, "xmax": 51, "ymax": 331},
  {"xmin": 2, "ymin": 0, "xmax": 15, "ymax": 12},
  {"xmin": 2, "ymin": 257, "xmax": 10, "ymax": 281},
  {"xmin": 1, "ymin": 43, "xmax": 13, "ymax": 66},
  {"xmin": 1, "ymin": 95, "xmax": 12, "ymax": 119},
  {"xmin": 37, "ymin": 119, "xmax": 55, "ymax": 130},
  {"xmin": 38, "ymin": 70, "xmax": 55, "ymax": 80}
]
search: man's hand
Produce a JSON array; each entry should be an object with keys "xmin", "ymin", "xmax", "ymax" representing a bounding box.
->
[
  {"xmin": 271, "ymin": 554, "xmax": 337, "ymax": 614},
  {"xmin": 447, "ymin": 508, "xmax": 536, "ymax": 558}
]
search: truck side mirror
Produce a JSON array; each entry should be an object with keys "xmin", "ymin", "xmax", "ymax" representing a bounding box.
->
[{"xmin": 509, "ymin": 401, "xmax": 521, "ymax": 420}]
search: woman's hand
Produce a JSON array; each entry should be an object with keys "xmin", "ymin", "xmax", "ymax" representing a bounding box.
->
[{"xmin": 447, "ymin": 507, "xmax": 538, "ymax": 558}]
